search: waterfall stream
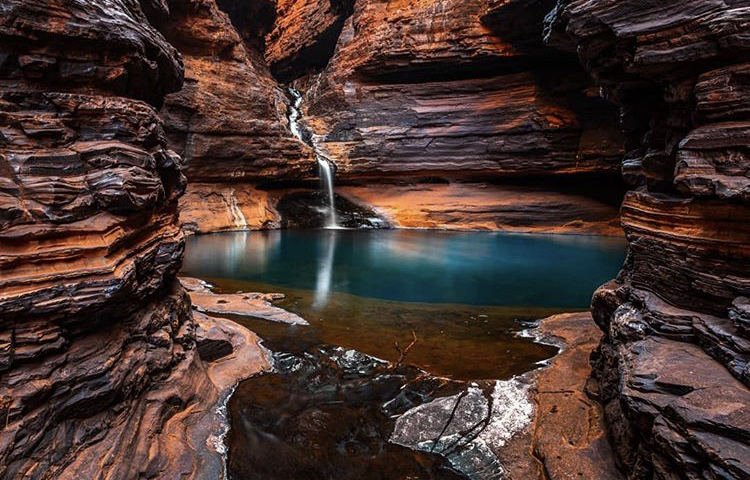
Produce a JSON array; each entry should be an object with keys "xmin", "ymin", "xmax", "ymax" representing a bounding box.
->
[{"xmin": 288, "ymin": 87, "xmax": 340, "ymax": 229}]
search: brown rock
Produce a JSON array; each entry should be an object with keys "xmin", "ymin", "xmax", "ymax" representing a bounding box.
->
[
  {"xmin": 160, "ymin": 0, "xmax": 314, "ymax": 183},
  {"xmin": 179, "ymin": 182, "xmax": 281, "ymax": 234},
  {"xmin": 546, "ymin": 1, "xmax": 750, "ymax": 478},
  {"xmin": 181, "ymin": 277, "xmax": 309, "ymax": 325},
  {"xmin": 530, "ymin": 312, "xmax": 620, "ymax": 480},
  {"xmin": 339, "ymin": 182, "xmax": 623, "ymax": 235},
  {"xmin": 0, "ymin": 1, "xmax": 268, "ymax": 478}
]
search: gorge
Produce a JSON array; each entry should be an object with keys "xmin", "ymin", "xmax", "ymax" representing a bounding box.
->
[{"xmin": 0, "ymin": 0, "xmax": 749, "ymax": 480}]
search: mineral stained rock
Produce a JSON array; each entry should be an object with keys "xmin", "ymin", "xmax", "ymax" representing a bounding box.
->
[
  {"xmin": 0, "ymin": 1, "xmax": 268, "ymax": 478},
  {"xmin": 546, "ymin": 1, "xmax": 750, "ymax": 478},
  {"xmin": 160, "ymin": 0, "xmax": 313, "ymax": 184},
  {"xmin": 158, "ymin": 0, "xmax": 316, "ymax": 232}
]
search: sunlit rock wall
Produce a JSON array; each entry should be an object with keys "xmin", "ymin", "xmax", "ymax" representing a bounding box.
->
[
  {"xmin": 546, "ymin": 1, "xmax": 750, "ymax": 478},
  {"xmin": 166, "ymin": 0, "xmax": 627, "ymax": 234}
]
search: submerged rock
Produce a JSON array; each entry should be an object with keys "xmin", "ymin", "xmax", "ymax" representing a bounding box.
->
[
  {"xmin": 180, "ymin": 277, "xmax": 309, "ymax": 325},
  {"xmin": 227, "ymin": 343, "xmax": 468, "ymax": 480},
  {"xmin": 391, "ymin": 379, "xmax": 534, "ymax": 480}
]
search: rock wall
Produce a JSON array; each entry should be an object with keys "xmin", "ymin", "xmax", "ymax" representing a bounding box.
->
[
  {"xmin": 166, "ymin": 0, "xmax": 627, "ymax": 234},
  {"xmin": 268, "ymin": 0, "xmax": 626, "ymax": 232},
  {"xmin": 157, "ymin": 0, "xmax": 315, "ymax": 233},
  {"xmin": 0, "ymin": 1, "xmax": 267, "ymax": 478},
  {"xmin": 546, "ymin": 1, "xmax": 750, "ymax": 478}
]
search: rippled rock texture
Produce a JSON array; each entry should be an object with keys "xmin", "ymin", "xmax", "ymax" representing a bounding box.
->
[
  {"xmin": 0, "ymin": 1, "xmax": 267, "ymax": 478},
  {"xmin": 158, "ymin": 0, "xmax": 315, "ymax": 232},
  {"xmin": 547, "ymin": 1, "xmax": 750, "ymax": 478},
  {"xmin": 164, "ymin": 0, "xmax": 626, "ymax": 233},
  {"xmin": 265, "ymin": 0, "xmax": 625, "ymax": 232}
]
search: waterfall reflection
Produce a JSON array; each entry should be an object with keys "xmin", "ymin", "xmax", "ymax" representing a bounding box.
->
[{"xmin": 313, "ymin": 229, "xmax": 338, "ymax": 309}]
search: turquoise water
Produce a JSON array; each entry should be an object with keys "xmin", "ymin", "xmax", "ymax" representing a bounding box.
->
[{"xmin": 182, "ymin": 229, "xmax": 626, "ymax": 309}]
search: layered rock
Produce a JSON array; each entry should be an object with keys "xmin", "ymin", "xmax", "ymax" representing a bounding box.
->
[
  {"xmin": 158, "ymin": 0, "xmax": 315, "ymax": 232},
  {"xmin": 263, "ymin": 0, "xmax": 626, "ymax": 233},
  {"xmin": 0, "ymin": 1, "xmax": 267, "ymax": 477},
  {"xmin": 546, "ymin": 1, "xmax": 750, "ymax": 478},
  {"xmin": 339, "ymin": 181, "xmax": 622, "ymax": 234}
]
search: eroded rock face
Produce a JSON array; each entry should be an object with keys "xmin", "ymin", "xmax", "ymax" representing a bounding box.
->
[
  {"xmin": 546, "ymin": 1, "xmax": 750, "ymax": 478},
  {"xmin": 0, "ymin": 1, "xmax": 268, "ymax": 477},
  {"xmin": 261, "ymin": 0, "xmax": 626, "ymax": 234},
  {"xmin": 158, "ymin": 0, "xmax": 317, "ymax": 232},
  {"xmin": 160, "ymin": 0, "xmax": 314, "ymax": 184}
]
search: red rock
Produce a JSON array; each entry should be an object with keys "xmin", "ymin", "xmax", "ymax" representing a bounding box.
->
[
  {"xmin": 547, "ymin": 1, "xmax": 750, "ymax": 477},
  {"xmin": 160, "ymin": 0, "xmax": 314, "ymax": 184},
  {"xmin": 0, "ymin": 1, "xmax": 269, "ymax": 478}
]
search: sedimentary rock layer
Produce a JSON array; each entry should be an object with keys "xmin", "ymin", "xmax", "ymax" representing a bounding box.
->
[
  {"xmin": 0, "ymin": 1, "xmax": 266, "ymax": 478},
  {"xmin": 257, "ymin": 0, "xmax": 626, "ymax": 233},
  {"xmin": 546, "ymin": 1, "xmax": 750, "ymax": 478},
  {"xmin": 164, "ymin": 0, "xmax": 627, "ymax": 234},
  {"xmin": 160, "ymin": 0, "xmax": 314, "ymax": 184},
  {"xmin": 289, "ymin": 0, "xmax": 623, "ymax": 181},
  {"xmin": 339, "ymin": 182, "xmax": 622, "ymax": 234},
  {"xmin": 179, "ymin": 182, "xmax": 280, "ymax": 234}
]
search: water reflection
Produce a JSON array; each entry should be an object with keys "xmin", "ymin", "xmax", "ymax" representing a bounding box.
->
[
  {"xmin": 313, "ymin": 230, "xmax": 337, "ymax": 309},
  {"xmin": 183, "ymin": 230, "xmax": 627, "ymax": 309}
]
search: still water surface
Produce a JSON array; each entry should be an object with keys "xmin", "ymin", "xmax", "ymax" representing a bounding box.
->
[{"xmin": 181, "ymin": 229, "xmax": 626, "ymax": 379}]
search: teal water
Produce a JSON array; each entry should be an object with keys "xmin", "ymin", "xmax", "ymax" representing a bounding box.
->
[{"xmin": 182, "ymin": 229, "xmax": 626, "ymax": 309}]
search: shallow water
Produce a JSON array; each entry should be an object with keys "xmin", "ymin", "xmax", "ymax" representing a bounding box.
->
[
  {"xmin": 182, "ymin": 229, "xmax": 626, "ymax": 380},
  {"xmin": 181, "ymin": 229, "xmax": 627, "ymax": 479}
]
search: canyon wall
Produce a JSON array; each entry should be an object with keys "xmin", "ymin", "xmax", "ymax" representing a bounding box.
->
[
  {"xmin": 159, "ymin": 0, "xmax": 315, "ymax": 233},
  {"xmin": 545, "ymin": 1, "xmax": 750, "ymax": 479},
  {"xmin": 0, "ymin": 1, "xmax": 266, "ymax": 478},
  {"xmin": 168, "ymin": 0, "xmax": 627, "ymax": 234}
]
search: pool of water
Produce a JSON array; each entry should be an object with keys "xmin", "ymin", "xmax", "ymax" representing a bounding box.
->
[
  {"xmin": 181, "ymin": 229, "xmax": 627, "ymax": 480},
  {"xmin": 181, "ymin": 229, "xmax": 626, "ymax": 380},
  {"xmin": 183, "ymin": 229, "xmax": 626, "ymax": 309}
]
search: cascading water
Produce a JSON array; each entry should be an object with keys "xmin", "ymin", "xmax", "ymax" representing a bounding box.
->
[{"xmin": 287, "ymin": 87, "xmax": 340, "ymax": 229}]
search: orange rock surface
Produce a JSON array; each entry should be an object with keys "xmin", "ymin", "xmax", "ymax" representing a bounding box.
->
[
  {"xmin": 0, "ymin": 1, "xmax": 271, "ymax": 478},
  {"xmin": 179, "ymin": 182, "xmax": 281, "ymax": 234},
  {"xmin": 340, "ymin": 183, "xmax": 623, "ymax": 235}
]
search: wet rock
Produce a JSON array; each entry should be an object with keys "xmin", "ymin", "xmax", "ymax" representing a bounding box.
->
[
  {"xmin": 0, "ymin": 2, "xmax": 270, "ymax": 478},
  {"xmin": 339, "ymin": 180, "xmax": 623, "ymax": 235},
  {"xmin": 180, "ymin": 277, "xmax": 309, "ymax": 325},
  {"xmin": 525, "ymin": 312, "xmax": 620, "ymax": 480},
  {"xmin": 546, "ymin": 1, "xmax": 750, "ymax": 477},
  {"xmin": 227, "ymin": 344, "xmax": 466, "ymax": 480},
  {"xmin": 276, "ymin": 190, "xmax": 390, "ymax": 229},
  {"xmin": 159, "ymin": 0, "xmax": 314, "ymax": 210},
  {"xmin": 179, "ymin": 182, "xmax": 281, "ymax": 234},
  {"xmin": 392, "ymin": 379, "xmax": 535, "ymax": 480},
  {"xmin": 197, "ymin": 338, "xmax": 234, "ymax": 362}
]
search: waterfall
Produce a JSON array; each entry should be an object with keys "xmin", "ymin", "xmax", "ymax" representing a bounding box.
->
[
  {"xmin": 317, "ymin": 158, "xmax": 338, "ymax": 228},
  {"xmin": 287, "ymin": 87, "xmax": 340, "ymax": 229}
]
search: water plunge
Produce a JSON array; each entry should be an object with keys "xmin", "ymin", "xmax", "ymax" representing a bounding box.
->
[{"xmin": 287, "ymin": 87, "xmax": 339, "ymax": 228}]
